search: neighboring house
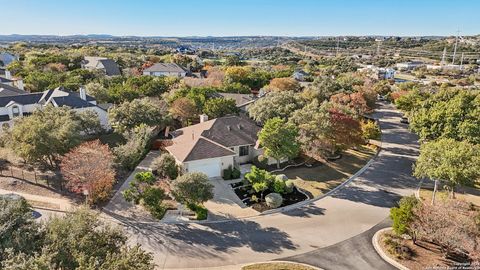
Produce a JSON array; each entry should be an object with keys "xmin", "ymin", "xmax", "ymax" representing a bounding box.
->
[
  {"xmin": 0, "ymin": 83, "xmax": 27, "ymax": 97},
  {"xmin": 213, "ymin": 93, "xmax": 257, "ymax": 112},
  {"xmin": 81, "ymin": 56, "xmax": 121, "ymax": 76},
  {"xmin": 0, "ymin": 68, "xmax": 24, "ymax": 90},
  {"xmin": 0, "ymin": 86, "xmax": 109, "ymax": 130},
  {"xmin": 0, "ymin": 52, "xmax": 18, "ymax": 67},
  {"xmin": 293, "ymin": 70, "xmax": 308, "ymax": 81},
  {"xmin": 166, "ymin": 115, "xmax": 263, "ymax": 178},
  {"xmin": 396, "ymin": 61, "xmax": 424, "ymax": 71},
  {"xmin": 176, "ymin": 46, "xmax": 196, "ymax": 54},
  {"xmin": 143, "ymin": 63, "xmax": 188, "ymax": 77}
]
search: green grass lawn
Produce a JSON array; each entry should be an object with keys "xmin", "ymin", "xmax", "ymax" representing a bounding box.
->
[{"xmin": 275, "ymin": 145, "xmax": 376, "ymax": 198}]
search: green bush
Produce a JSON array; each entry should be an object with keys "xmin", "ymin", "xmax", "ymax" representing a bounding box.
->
[
  {"xmin": 361, "ymin": 120, "xmax": 381, "ymax": 141},
  {"xmin": 135, "ymin": 171, "xmax": 156, "ymax": 184},
  {"xmin": 223, "ymin": 167, "xmax": 232, "ymax": 180},
  {"xmin": 142, "ymin": 187, "xmax": 166, "ymax": 219},
  {"xmin": 187, "ymin": 203, "xmax": 208, "ymax": 220},
  {"xmin": 113, "ymin": 125, "xmax": 155, "ymax": 170},
  {"xmin": 265, "ymin": 193, "xmax": 283, "ymax": 208},
  {"xmin": 285, "ymin": 180, "xmax": 295, "ymax": 193},
  {"xmin": 273, "ymin": 178, "xmax": 287, "ymax": 194},
  {"xmin": 151, "ymin": 153, "xmax": 179, "ymax": 180},
  {"xmin": 171, "ymin": 172, "xmax": 214, "ymax": 205},
  {"xmin": 390, "ymin": 196, "xmax": 418, "ymax": 236},
  {"xmin": 231, "ymin": 167, "xmax": 241, "ymax": 179}
]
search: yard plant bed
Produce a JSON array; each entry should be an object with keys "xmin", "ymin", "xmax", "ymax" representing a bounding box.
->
[
  {"xmin": 242, "ymin": 262, "xmax": 317, "ymax": 270},
  {"xmin": 231, "ymin": 183, "xmax": 309, "ymax": 211},
  {"xmin": 378, "ymin": 229, "xmax": 473, "ymax": 270}
]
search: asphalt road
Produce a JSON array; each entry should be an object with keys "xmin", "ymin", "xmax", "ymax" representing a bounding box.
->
[{"xmin": 106, "ymin": 101, "xmax": 420, "ymax": 270}]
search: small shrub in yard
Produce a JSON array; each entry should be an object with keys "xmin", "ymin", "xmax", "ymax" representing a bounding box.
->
[
  {"xmin": 231, "ymin": 167, "xmax": 241, "ymax": 179},
  {"xmin": 383, "ymin": 233, "xmax": 414, "ymax": 260},
  {"xmin": 142, "ymin": 187, "xmax": 167, "ymax": 219},
  {"xmin": 171, "ymin": 172, "xmax": 214, "ymax": 205},
  {"xmin": 265, "ymin": 193, "xmax": 283, "ymax": 208},
  {"xmin": 223, "ymin": 167, "xmax": 233, "ymax": 180},
  {"xmin": 390, "ymin": 196, "xmax": 418, "ymax": 237},
  {"xmin": 251, "ymin": 195, "xmax": 259, "ymax": 203},
  {"xmin": 151, "ymin": 153, "xmax": 179, "ymax": 180},
  {"xmin": 273, "ymin": 178, "xmax": 287, "ymax": 194},
  {"xmin": 285, "ymin": 180, "xmax": 295, "ymax": 193},
  {"xmin": 135, "ymin": 171, "xmax": 156, "ymax": 184},
  {"xmin": 361, "ymin": 120, "xmax": 381, "ymax": 141},
  {"xmin": 187, "ymin": 203, "xmax": 208, "ymax": 220}
]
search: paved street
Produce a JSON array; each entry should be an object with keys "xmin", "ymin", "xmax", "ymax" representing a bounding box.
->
[{"xmin": 106, "ymin": 102, "xmax": 420, "ymax": 270}]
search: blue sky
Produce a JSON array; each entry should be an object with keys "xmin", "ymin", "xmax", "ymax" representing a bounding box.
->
[{"xmin": 2, "ymin": 0, "xmax": 479, "ymax": 36}]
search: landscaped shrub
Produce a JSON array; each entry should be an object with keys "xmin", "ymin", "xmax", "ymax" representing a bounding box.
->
[
  {"xmin": 187, "ymin": 203, "xmax": 208, "ymax": 220},
  {"xmin": 151, "ymin": 153, "xmax": 179, "ymax": 180},
  {"xmin": 141, "ymin": 187, "xmax": 167, "ymax": 219},
  {"xmin": 265, "ymin": 193, "xmax": 283, "ymax": 208},
  {"xmin": 231, "ymin": 167, "xmax": 241, "ymax": 179},
  {"xmin": 285, "ymin": 180, "xmax": 295, "ymax": 193},
  {"xmin": 273, "ymin": 178, "xmax": 287, "ymax": 194},
  {"xmin": 390, "ymin": 196, "xmax": 418, "ymax": 236},
  {"xmin": 252, "ymin": 154, "xmax": 268, "ymax": 169},
  {"xmin": 135, "ymin": 171, "xmax": 156, "ymax": 185},
  {"xmin": 171, "ymin": 172, "xmax": 214, "ymax": 205},
  {"xmin": 361, "ymin": 120, "xmax": 381, "ymax": 140},
  {"xmin": 223, "ymin": 167, "xmax": 233, "ymax": 180}
]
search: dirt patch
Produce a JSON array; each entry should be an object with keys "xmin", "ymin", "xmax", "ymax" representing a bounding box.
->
[
  {"xmin": 0, "ymin": 176, "xmax": 66, "ymax": 198},
  {"xmin": 420, "ymin": 185, "xmax": 480, "ymax": 206},
  {"xmin": 379, "ymin": 229, "xmax": 468, "ymax": 270}
]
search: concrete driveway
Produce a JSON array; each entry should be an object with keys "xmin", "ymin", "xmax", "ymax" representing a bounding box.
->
[{"xmin": 107, "ymin": 102, "xmax": 420, "ymax": 270}]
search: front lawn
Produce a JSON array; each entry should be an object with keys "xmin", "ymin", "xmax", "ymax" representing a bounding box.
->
[{"xmin": 274, "ymin": 145, "xmax": 376, "ymax": 198}]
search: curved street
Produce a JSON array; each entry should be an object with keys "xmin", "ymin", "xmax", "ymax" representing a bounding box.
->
[{"xmin": 109, "ymin": 101, "xmax": 420, "ymax": 269}]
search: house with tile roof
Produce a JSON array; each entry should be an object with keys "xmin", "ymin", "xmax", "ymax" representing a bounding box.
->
[
  {"xmin": 143, "ymin": 63, "xmax": 188, "ymax": 77},
  {"xmin": 165, "ymin": 115, "xmax": 264, "ymax": 177},
  {"xmin": 81, "ymin": 56, "xmax": 121, "ymax": 76},
  {"xmin": 0, "ymin": 86, "xmax": 109, "ymax": 131}
]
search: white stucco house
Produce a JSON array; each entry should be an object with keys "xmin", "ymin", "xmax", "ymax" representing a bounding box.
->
[
  {"xmin": 165, "ymin": 115, "xmax": 267, "ymax": 178},
  {"xmin": 143, "ymin": 63, "xmax": 188, "ymax": 77},
  {"xmin": 0, "ymin": 86, "xmax": 109, "ymax": 131}
]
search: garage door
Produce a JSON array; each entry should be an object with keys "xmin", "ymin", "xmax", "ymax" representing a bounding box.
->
[{"xmin": 187, "ymin": 159, "xmax": 221, "ymax": 178}]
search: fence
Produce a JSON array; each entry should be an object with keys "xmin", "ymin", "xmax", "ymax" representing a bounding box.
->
[{"xmin": 0, "ymin": 166, "xmax": 64, "ymax": 191}]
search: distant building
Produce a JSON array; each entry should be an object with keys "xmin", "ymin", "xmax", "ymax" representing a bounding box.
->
[
  {"xmin": 81, "ymin": 56, "xmax": 121, "ymax": 76},
  {"xmin": 0, "ymin": 87, "xmax": 109, "ymax": 131},
  {"xmin": 359, "ymin": 65, "xmax": 395, "ymax": 80},
  {"xmin": 143, "ymin": 63, "xmax": 188, "ymax": 77},
  {"xmin": 396, "ymin": 61, "xmax": 424, "ymax": 71},
  {"xmin": 212, "ymin": 93, "xmax": 257, "ymax": 112},
  {"xmin": 176, "ymin": 46, "xmax": 196, "ymax": 54},
  {"xmin": 293, "ymin": 70, "xmax": 309, "ymax": 81},
  {"xmin": 0, "ymin": 67, "xmax": 24, "ymax": 90},
  {"xmin": 0, "ymin": 52, "xmax": 19, "ymax": 67},
  {"xmin": 0, "ymin": 83, "xmax": 27, "ymax": 97}
]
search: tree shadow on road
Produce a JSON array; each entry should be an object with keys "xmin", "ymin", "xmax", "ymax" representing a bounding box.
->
[
  {"xmin": 280, "ymin": 204, "xmax": 326, "ymax": 218},
  {"xmin": 103, "ymin": 209, "xmax": 298, "ymax": 259},
  {"xmin": 330, "ymin": 185, "xmax": 402, "ymax": 208}
]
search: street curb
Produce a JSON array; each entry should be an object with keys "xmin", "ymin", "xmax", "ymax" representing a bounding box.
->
[
  {"xmin": 242, "ymin": 260, "xmax": 323, "ymax": 270},
  {"xmin": 372, "ymin": 227, "xmax": 410, "ymax": 270}
]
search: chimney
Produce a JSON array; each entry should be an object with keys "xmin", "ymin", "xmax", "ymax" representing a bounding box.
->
[
  {"xmin": 79, "ymin": 86, "xmax": 87, "ymax": 100},
  {"xmin": 15, "ymin": 79, "xmax": 24, "ymax": 90},
  {"xmin": 199, "ymin": 114, "xmax": 208, "ymax": 123}
]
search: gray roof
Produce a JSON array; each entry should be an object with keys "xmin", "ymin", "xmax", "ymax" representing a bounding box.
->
[
  {"xmin": 184, "ymin": 138, "xmax": 235, "ymax": 162},
  {"xmin": 0, "ymin": 83, "xmax": 27, "ymax": 97},
  {"xmin": 0, "ymin": 92, "xmax": 43, "ymax": 106},
  {"xmin": 144, "ymin": 63, "xmax": 187, "ymax": 73},
  {"xmin": 0, "ymin": 77, "xmax": 13, "ymax": 83},
  {"xmin": 201, "ymin": 115, "xmax": 261, "ymax": 148},
  {"xmin": 0, "ymin": 87, "xmax": 96, "ymax": 108},
  {"xmin": 98, "ymin": 59, "xmax": 121, "ymax": 76},
  {"xmin": 214, "ymin": 93, "xmax": 256, "ymax": 107}
]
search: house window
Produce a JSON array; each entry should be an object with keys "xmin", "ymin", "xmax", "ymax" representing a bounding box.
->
[
  {"xmin": 11, "ymin": 105, "xmax": 20, "ymax": 117},
  {"xmin": 239, "ymin": 145, "xmax": 249, "ymax": 157}
]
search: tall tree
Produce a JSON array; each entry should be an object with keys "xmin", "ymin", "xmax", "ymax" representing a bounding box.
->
[
  {"xmin": 248, "ymin": 91, "xmax": 304, "ymax": 123},
  {"xmin": 202, "ymin": 98, "xmax": 239, "ymax": 119},
  {"xmin": 108, "ymin": 98, "xmax": 166, "ymax": 133},
  {"xmin": 414, "ymin": 138, "xmax": 480, "ymax": 200},
  {"xmin": 61, "ymin": 140, "xmax": 116, "ymax": 205},
  {"xmin": 169, "ymin": 97, "xmax": 198, "ymax": 126},
  {"xmin": 258, "ymin": 117, "xmax": 300, "ymax": 168}
]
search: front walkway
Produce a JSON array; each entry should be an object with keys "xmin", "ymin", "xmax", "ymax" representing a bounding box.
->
[
  {"xmin": 103, "ymin": 150, "xmax": 161, "ymax": 222},
  {"xmin": 205, "ymin": 177, "xmax": 258, "ymax": 220}
]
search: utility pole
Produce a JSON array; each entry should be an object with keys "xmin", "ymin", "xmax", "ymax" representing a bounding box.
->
[
  {"xmin": 460, "ymin": 52, "xmax": 464, "ymax": 69},
  {"xmin": 441, "ymin": 47, "xmax": 447, "ymax": 65},
  {"xmin": 452, "ymin": 30, "xmax": 460, "ymax": 64}
]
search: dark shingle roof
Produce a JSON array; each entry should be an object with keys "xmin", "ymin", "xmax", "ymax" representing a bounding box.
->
[
  {"xmin": 98, "ymin": 59, "xmax": 121, "ymax": 76},
  {"xmin": 201, "ymin": 116, "xmax": 261, "ymax": 147},
  {"xmin": 0, "ymin": 77, "xmax": 13, "ymax": 83},
  {"xmin": 0, "ymin": 83, "xmax": 27, "ymax": 97},
  {"xmin": 184, "ymin": 138, "xmax": 235, "ymax": 162},
  {"xmin": 0, "ymin": 93, "xmax": 43, "ymax": 106},
  {"xmin": 144, "ymin": 63, "xmax": 187, "ymax": 73},
  {"xmin": 52, "ymin": 96, "xmax": 95, "ymax": 108}
]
